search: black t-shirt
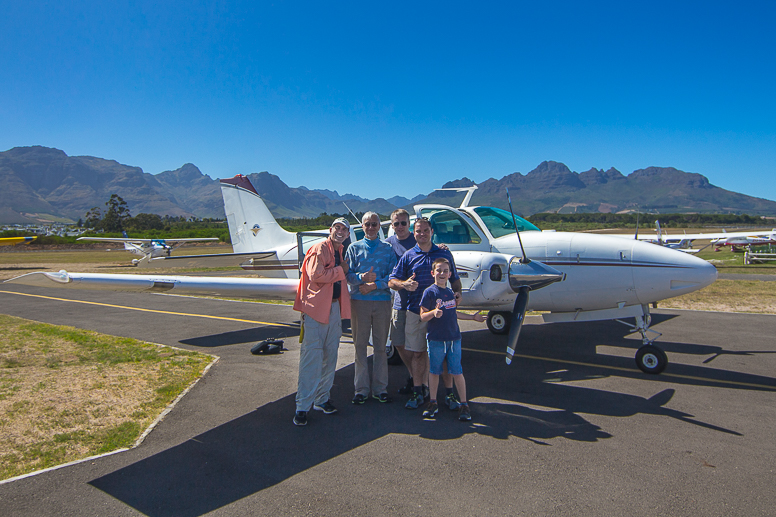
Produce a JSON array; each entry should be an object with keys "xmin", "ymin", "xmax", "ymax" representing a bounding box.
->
[{"xmin": 333, "ymin": 247, "xmax": 341, "ymax": 299}]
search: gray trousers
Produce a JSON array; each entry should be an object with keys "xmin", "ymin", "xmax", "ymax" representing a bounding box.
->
[
  {"xmin": 296, "ymin": 302, "xmax": 342, "ymax": 412},
  {"xmin": 351, "ymin": 299, "xmax": 391, "ymax": 397}
]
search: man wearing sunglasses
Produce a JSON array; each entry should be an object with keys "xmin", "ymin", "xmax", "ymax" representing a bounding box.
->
[
  {"xmin": 389, "ymin": 217, "xmax": 463, "ymax": 410},
  {"xmin": 344, "ymin": 212, "xmax": 398, "ymax": 405},
  {"xmin": 386, "ymin": 209, "xmax": 459, "ymax": 406},
  {"xmin": 385, "ymin": 209, "xmax": 418, "ymax": 392}
]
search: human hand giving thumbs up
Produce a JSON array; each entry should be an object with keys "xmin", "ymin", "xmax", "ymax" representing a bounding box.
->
[
  {"xmin": 433, "ymin": 298, "xmax": 444, "ymax": 318},
  {"xmin": 404, "ymin": 272, "xmax": 418, "ymax": 291},
  {"xmin": 361, "ymin": 266, "xmax": 376, "ymax": 283}
]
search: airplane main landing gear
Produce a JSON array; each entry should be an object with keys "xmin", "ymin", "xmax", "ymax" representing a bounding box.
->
[
  {"xmin": 616, "ymin": 304, "xmax": 668, "ymax": 375},
  {"xmin": 635, "ymin": 345, "xmax": 668, "ymax": 374},
  {"xmin": 486, "ymin": 311, "xmax": 511, "ymax": 335}
]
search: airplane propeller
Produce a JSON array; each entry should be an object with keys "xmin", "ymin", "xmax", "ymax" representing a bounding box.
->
[
  {"xmin": 503, "ymin": 188, "xmax": 564, "ymax": 364},
  {"xmin": 505, "ymin": 286, "xmax": 529, "ymax": 365},
  {"xmin": 503, "ymin": 257, "xmax": 564, "ymax": 364}
]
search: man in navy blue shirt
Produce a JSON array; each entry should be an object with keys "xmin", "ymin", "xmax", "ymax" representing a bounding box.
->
[{"xmin": 389, "ymin": 217, "xmax": 463, "ymax": 409}]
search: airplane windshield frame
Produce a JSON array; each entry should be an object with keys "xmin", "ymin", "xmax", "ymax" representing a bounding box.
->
[{"xmin": 472, "ymin": 206, "xmax": 541, "ymax": 238}]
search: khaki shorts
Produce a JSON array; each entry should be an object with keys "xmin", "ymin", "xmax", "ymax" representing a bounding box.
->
[
  {"xmin": 403, "ymin": 310, "xmax": 428, "ymax": 353},
  {"xmin": 389, "ymin": 309, "xmax": 406, "ymax": 348}
]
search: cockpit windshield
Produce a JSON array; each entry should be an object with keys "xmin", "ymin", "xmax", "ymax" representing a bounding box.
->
[{"xmin": 472, "ymin": 206, "xmax": 541, "ymax": 238}]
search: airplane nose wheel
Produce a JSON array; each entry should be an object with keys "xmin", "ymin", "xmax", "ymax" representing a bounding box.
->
[
  {"xmin": 386, "ymin": 343, "xmax": 403, "ymax": 365},
  {"xmin": 635, "ymin": 345, "xmax": 668, "ymax": 374},
  {"xmin": 616, "ymin": 306, "xmax": 668, "ymax": 374},
  {"xmin": 486, "ymin": 311, "xmax": 511, "ymax": 335}
]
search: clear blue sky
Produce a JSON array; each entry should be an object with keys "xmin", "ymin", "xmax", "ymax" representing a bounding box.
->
[{"xmin": 2, "ymin": 1, "xmax": 774, "ymax": 202}]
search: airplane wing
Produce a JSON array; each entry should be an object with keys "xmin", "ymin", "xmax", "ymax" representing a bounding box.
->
[
  {"xmin": 0, "ymin": 236, "xmax": 37, "ymax": 246},
  {"xmin": 150, "ymin": 238, "xmax": 220, "ymax": 243},
  {"xmin": 77, "ymin": 237, "xmax": 219, "ymax": 244},
  {"xmin": 4, "ymin": 271, "xmax": 299, "ymax": 301}
]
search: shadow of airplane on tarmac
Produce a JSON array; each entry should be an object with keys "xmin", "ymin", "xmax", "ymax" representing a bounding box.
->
[
  {"xmin": 502, "ymin": 317, "xmax": 776, "ymax": 391},
  {"xmin": 88, "ymin": 316, "xmax": 770, "ymax": 516},
  {"xmin": 179, "ymin": 325, "xmax": 301, "ymax": 349}
]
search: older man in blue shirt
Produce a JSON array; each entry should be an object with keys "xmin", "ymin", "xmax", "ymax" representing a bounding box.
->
[{"xmin": 345, "ymin": 211, "xmax": 398, "ymax": 404}]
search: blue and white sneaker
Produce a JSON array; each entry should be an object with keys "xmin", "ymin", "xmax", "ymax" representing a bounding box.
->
[
  {"xmin": 404, "ymin": 392, "xmax": 424, "ymax": 409},
  {"xmin": 313, "ymin": 401, "xmax": 338, "ymax": 414},
  {"xmin": 422, "ymin": 401, "xmax": 438, "ymax": 418}
]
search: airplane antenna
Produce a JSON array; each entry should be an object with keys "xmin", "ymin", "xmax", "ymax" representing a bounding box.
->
[
  {"xmin": 506, "ymin": 188, "xmax": 530, "ymax": 264},
  {"xmin": 342, "ymin": 202, "xmax": 359, "ymax": 224},
  {"xmin": 634, "ymin": 209, "xmax": 640, "ymax": 240}
]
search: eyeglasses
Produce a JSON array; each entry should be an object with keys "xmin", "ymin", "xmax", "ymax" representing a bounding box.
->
[
  {"xmin": 392, "ymin": 221, "xmax": 408, "ymax": 227},
  {"xmin": 363, "ymin": 222, "xmax": 379, "ymax": 228}
]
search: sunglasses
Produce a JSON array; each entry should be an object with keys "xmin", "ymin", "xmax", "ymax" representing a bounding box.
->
[
  {"xmin": 363, "ymin": 222, "xmax": 379, "ymax": 228},
  {"xmin": 392, "ymin": 221, "xmax": 408, "ymax": 227}
]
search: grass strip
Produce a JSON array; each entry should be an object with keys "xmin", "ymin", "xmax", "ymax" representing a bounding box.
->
[{"xmin": 0, "ymin": 315, "xmax": 213, "ymax": 481}]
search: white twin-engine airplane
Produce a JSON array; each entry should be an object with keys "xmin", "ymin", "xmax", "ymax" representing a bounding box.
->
[
  {"xmin": 77, "ymin": 231, "xmax": 219, "ymax": 265},
  {"xmin": 610, "ymin": 220, "xmax": 776, "ymax": 253},
  {"xmin": 6, "ymin": 176, "xmax": 718, "ymax": 375}
]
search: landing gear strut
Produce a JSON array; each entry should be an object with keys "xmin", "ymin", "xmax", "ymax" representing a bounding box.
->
[{"xmin": 616, "ymin": 304, "xmax": 667, "ymax": 374}]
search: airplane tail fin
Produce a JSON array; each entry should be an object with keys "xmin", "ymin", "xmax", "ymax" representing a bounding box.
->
[
  {"xmin": 219, "ymin": 175, "xmax": 296, "ymax": 254},
  {"xmin": 655, "ymin": 220, "xmax": 662, "ymax": 245}
]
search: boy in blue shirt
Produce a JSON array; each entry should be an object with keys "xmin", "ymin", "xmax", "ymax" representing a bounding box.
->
[{"xmin": 419, "ymin": 257, "xmax": 486, "ymax": 421}]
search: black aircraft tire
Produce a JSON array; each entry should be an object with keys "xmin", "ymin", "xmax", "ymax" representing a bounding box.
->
[
  {"xmin": 635, "ymin": 345, "xmax": 668, "ymax": 374},
  {"xmin": 386, "ymin": 343, "xmax": 404, "ymax": 366},
  {"xmin": 487, "ymin": 311, "xmax": 511, "ymax": 335}
]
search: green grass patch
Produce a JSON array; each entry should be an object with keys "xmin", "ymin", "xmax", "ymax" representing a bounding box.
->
[{"xmin": 0, "ymin": 314, "xmax": 213, "ymax": 481}]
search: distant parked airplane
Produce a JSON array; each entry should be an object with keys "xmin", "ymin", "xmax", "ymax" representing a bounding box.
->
[
  {"xmin": 0, "ymin": 236, "xmax": 36, "ymax": 246},
  {"xmin": 608, "ymin": 221, "xmax": 776, "ymax": 253},
  {"xmin": 78, "ymin": 231, "xmax": 219, "ymax": 265}
]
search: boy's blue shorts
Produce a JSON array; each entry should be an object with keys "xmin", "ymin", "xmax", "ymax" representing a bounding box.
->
[{"xmin": 428, "ymin": 339, "xmax": 463, "ymax": 375}]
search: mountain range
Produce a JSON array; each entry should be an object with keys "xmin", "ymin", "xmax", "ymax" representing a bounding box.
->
[{"xmin": 2, "ymin": 146, "xmax": 775, "ymax": 224}]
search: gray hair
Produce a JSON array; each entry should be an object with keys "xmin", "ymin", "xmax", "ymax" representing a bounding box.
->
[{"xmin": 361, "ymin": 211, "xmax": 380, "ymax": 225}]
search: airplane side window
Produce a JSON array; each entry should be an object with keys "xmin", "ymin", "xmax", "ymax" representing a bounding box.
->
[{"xmin": 421, "ymin": 209, "xmax": 481, "ymax": 245}]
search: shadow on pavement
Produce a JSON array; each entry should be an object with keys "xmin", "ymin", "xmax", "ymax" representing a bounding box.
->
[{"xmin": 89, "ymin": 317, "xmax": 760, "ymax": 516}]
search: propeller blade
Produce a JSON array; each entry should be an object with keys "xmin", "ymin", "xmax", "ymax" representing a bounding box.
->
[{"xmin": 505, "ymin": 286, "xmax": 529, "ymax": 365}]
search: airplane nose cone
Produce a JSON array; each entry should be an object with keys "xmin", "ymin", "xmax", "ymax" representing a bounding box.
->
[
  {"xmin": 508, "ymin": 257, "xmax": 565, "ymax": 292},
  {"xmin": 631, "ymin": 240, "xmax": 717, "ymax": 303}
]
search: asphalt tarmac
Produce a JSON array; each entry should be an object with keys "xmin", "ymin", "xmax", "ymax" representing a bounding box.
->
[{"xmin": 0, "ymin": 284, "xmax": 774, "ymax": 516}]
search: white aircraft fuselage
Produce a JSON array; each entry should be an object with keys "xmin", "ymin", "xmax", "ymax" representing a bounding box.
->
[{"xmin": 409, "ymin": 204, "xmax": 717, "ymax": 314}]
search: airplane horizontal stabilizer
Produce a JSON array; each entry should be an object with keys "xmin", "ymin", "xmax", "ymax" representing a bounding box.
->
[{"xmin": 137, "ymin": 251, "xmax": 280, "ymax": 268}]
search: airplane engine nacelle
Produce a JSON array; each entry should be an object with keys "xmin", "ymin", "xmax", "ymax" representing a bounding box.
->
[
  {"xmin": 453, "ymin": 251, "xmax": 520, "ymax": 309},
  {"xmin": 454, "ymin": 251, "xmax": 566, "ymax": 310}
]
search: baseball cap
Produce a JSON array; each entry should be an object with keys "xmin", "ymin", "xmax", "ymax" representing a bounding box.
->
[{"xmin": 331, "ymin": 217, "xmax": 350, "ymax": 230}]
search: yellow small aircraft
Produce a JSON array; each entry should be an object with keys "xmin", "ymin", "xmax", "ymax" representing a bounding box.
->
[{"xmin": 0, "ymin": 236, "xmax": 37, "ymax": 246}]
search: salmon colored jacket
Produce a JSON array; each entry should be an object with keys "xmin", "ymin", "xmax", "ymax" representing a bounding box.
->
[{"xmin": 293, "ymin": 238, "xmax": 351, "ymax": 324}]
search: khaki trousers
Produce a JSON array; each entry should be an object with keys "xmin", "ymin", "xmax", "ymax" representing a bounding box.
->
[
  {"xmin": 296, "ymin": 302, "xmax": 342, "ymax": 412},
  {"xmin": 351, "ymin": 299, "xmax": 391, "ymax": 397}
]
